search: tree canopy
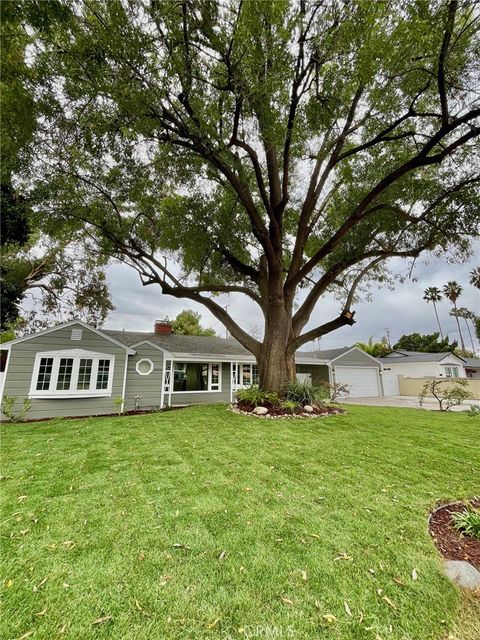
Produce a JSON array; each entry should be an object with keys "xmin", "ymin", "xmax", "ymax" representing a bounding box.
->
[
  {"xmin": 393, "ymin": 332, "xmax": 458, "ymax": 353},
  {"xmin": 0, "ymin": 1, "xmax": 114, "ymax": 333},
  {"xmin": 172, "ymin": 310, "xmax": 216, "ymax": 336},
  {"xmin": 10, "ymin": 0, "xmax": 480, "ymax": 389}
]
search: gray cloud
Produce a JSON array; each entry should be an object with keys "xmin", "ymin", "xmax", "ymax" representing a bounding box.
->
[{"xmin": 105, "ymin": 249, "xmax": 479, "ymax": 351}]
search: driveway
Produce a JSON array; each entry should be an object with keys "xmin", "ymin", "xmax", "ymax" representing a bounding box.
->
[{"xmin": 341, "ymin": 395, "xmax": 478, "ymax": 411}]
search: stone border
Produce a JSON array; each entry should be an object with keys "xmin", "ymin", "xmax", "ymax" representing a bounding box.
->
[{"xmin": 229, "ymin": 403, "xmax": 343, "ymax": 420}]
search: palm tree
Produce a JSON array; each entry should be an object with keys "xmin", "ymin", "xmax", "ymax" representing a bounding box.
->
[
  {"xmin": 443, "ymin": 281, "xmax": 465, "ymax": 351},
  {"xmin": 453, "ymin": 307, "xmax": 477, "ymax": 355},
  {"xmin": 470, "ymin": 267, "xmax": 480, "ymax": 289},
  {"xmin": 423, "ymin": 287, "xmax": 444, "ymax": 339}
]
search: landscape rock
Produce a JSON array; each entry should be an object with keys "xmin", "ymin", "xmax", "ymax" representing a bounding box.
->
[
  {"xmin": 303, "ymin": 405, "xmax": 314, "ymax": 413},
  {"xmin": 253, "ymin": 406, "xmax": 268, "ymax": 415},
  {"xmin": 444, "ymin": 560, "xmax": 480, "ymax": 589}
]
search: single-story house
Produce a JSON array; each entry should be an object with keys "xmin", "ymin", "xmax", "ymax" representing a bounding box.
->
[
  {"xmin": 0, "ymin": 319, "xmax": 382, "ymax": 420},
  {"xmin": 378, "ymin": 349, "xmax": 469, "ymax": 396},
  {"xmin": 463, "ymin": 357, "xmax": 480, "ymax": 380}
]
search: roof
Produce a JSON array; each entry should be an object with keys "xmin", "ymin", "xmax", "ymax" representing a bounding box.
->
[
  {"xmin": 379, "ymin": 350, "xmax": 465, "ymax": 364},
  {"xmin": 298, "ymin": 347, "xmax": 353, "ymax": 360},
  {"xmin": 463, "ymin": 357, "xmax": 480, "ymax": 369},
  {"xmin": 103, "ymin": 330, "xmax": 251, "ymax": 356}
]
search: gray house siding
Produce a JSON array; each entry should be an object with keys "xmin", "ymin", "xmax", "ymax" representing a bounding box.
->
[
  {"xmin": 332, "ymin": 350, "xmax": 380, "ymax": 368},
  {"xmin": 124, "ymin": 344, "xmax": 164, "ymax": 411},
  {"xmin": 296, "ymin": 364, "xmax": 330, "ymax": 385},
  {"xmin": 169, "ymin": 363, "xmax": 231, "ymax": 405},
  {"xmin": 1, "ymin": 324, "xmax": 128, "ymax": 420}
]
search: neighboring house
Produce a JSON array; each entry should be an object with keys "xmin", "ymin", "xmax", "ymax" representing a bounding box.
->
[
  {"xmin": 378, "ymin": 349, "xmax": 468, "ymax": 396},
  {"xmin": 0, "ymin": 319, "xmax": 382, "ymax": 420},
  {"xmin": 463, "ymin": 358, "xmax": 480, "ymax": 380}
]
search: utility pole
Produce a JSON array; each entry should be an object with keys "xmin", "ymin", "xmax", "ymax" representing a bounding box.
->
[{"xmin": 384, "ymin": 328, "xmax": 392, "ymax": 349}]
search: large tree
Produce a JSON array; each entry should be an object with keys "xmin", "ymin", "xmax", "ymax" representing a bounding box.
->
[
  {"xmin": 0, "ymin": 0, "xmax": 114, "ymax": 333},
  {"xmin": 393, "ymin": 332, "xmax": 457, "ymax": 353},
  {"xmin": 172, "ymin": 310, "xmax": 216, "ymax": 336},
  {"xmin": 17, "ymin": 0, "xmax": 480, "ymax": 390}
]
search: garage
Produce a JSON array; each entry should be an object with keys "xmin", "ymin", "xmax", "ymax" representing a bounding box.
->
[{"xmin": 334, "ymin": 366, "xmax": 381, "ymax": 397}]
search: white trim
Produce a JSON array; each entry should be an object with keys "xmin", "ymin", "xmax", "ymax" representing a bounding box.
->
[
  {"xmin": 0, "ymin": 320, "xmax": 136, "ymax": 354},
  {"xmin": 121, "ymin": 353, "xmax": 128, "ymax": 413},
  {"xmin": 0, "ymin": 347, "xmax": 12, "ymax": 408},
  {"xmin": 135, "ymin": 358, "xmax": 154, "ymax": 376},
  {"xmin": 28, "ymin": 350, "xmax": 115, "ymax": 398},
  {"xmin": 171, "ymin": 361, "xmax": 222, "ymax": 393},
  {"xmin": 160, "ymin": 350, "xmax": 166, "ymax": 408},
  {"xmin": 169, "ymin": 358, "xmax": 173, "ymax": 406},
  {"xmin": 130, "ymin": 339, "xmax": 171, "ymax": 355}
]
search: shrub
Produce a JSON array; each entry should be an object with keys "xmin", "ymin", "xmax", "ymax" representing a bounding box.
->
[
  {"xmin": 236, "ymin": 386, "xmax": 279, "ymax": 407},
  {"xmin": 465, "ymin": 404, "xmax": 480, "ymax": 418},
  {"xmin": 280, "ymin": 400, "xmax": 300, "ymax": 414},
  {"xmin": 325, "ymin": 382, "xmax": 350, "ymax": 402},
  {"xmin": 283, "ymin": 380, "xmax": 328, "ymax": 405},
  {"xmin": 452, "ymin": 508, "xmax": 480, "ymax": 540},
  {"xmin": 418, "ymin": 378, "xmax": 473, "ymax": 411},
  {"xmin": 1, "ymin": 396, "xmax": 32, "ymax": 422}
]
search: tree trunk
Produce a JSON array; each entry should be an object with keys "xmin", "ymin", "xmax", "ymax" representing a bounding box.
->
[
  {"xmin": 453, "ymin": 302, "xmax": 466, "ymax": 351},
  {"xmin": 257, "ymin": 299, "xmax": 297, "ymax": 392},
  {"xmin": 433, "ymin": 301, "xmax": 443, "ymax": 339}
]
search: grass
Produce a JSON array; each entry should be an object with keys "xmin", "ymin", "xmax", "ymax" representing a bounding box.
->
[{"xmin": 0, "ymin": 404, "xmax": 479, "ymax": 640}]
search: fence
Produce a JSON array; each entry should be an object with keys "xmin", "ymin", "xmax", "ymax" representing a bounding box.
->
[{"xmin": 398, "ymin": 377, "xmax": 480, "ymax": 400}]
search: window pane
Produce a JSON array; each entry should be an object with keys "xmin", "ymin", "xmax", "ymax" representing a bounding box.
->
[
  {"xmin": 242, "ymin": 364, "xmax": 251, "ymax": 385},
  {"xmin": 211, "ymin": 364, "xmax": 219, "ymax": 387},
  {"xmin": 56, "ymin": 358, "xmax": 74, "ymax": 390},
  {"xmin": 77, "ymin": 358, "xmax": 93, "ymax": 390},
  {"xmin": 173, "ymin": 363, "xmax": 208, "ymax": 391},
  {"xmin": 96, "ymin": 359, "xmax": 111, "ymax": 390},
  {"xmin": 252, "ymin": 365, "xmax": 259, "ymax": 385},
  {"xmin": 36, "ymin": 357, "xmax": 54, "ymax": 390}
]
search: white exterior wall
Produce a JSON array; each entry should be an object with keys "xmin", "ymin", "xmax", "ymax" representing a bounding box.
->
[{"xmin": 382, "ymin": 361, "xmax": 466, "ymax": 379}]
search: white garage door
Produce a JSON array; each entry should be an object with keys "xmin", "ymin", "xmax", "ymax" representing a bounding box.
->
[{"xmin": 334, "ymin": 366, "xmax": 380, "ymax": 397}]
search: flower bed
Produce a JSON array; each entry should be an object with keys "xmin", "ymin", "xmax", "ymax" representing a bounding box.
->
[{"xmin": 231, "ymin": 402, "xmax": 345, "ymax": 419}]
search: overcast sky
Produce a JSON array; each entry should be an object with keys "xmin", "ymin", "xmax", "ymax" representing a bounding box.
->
[{"xmin": 104, "ymin": 244, "xmax": 479, "ymax": 352}]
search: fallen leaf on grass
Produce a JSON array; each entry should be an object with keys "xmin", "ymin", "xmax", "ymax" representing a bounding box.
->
[
  {"xmin": 322, "ymin": 614, "xmax": 337, "ymax": 623},
  {"xmin": 377, "ymin": 589, "xmax": 396, "ymax": 609},
  {"xmin": 17, "ymin": 631, "xmax": 34, "ymax": 640},
  {"xmin": 300, "ymin": 570, "xmax": 307, "ymax": 581},
  {"xmin": 172, "ymin": 543, "xmax": 191, "ymax": 551},
  {"xmin": 34, "ymin": 609, "xmax": 47, "ymax": 617},
  {"xmin": 334, "ymin": 552, "xmax": 352, "ymax": 562},
  {"xmin": 309, "ymin": 533, "xmax": 321, "ymax": 540},
  {"xmin": 92, "ymin": 615, "xmax": 112, "ymax": 625},
  {"xmin": 134, "ymin": 599, "xmax": 151, "ymax": 617},
  {"xmin": 159, "ymin": 575, "xmax": 172, "ymax": 586},
  {"xmin": 281, "ymin": 596, "xmax": 294, "ymax": 605},
  {"xmin": 5, "ymin": 579, "xmax": 13, "ymax": 588},
  {"xmin": 344, "ymin": 601, "xmax": 352, "ymax": 616},
  {"xmin": 218, "ymin": 550, "xmax": 227, "ymax": 561},
  {"xmin": 33, "ymin": 576, "xmax": 48, "ymax": 592},
  {"xmin": 62, "ymin": 541, "xmax": 76, "ymax": 550},
  {"xmin": 206, "ymin": 618, "xmax": 221, "ymax": 629},
  {"xmin": 17, "ymin": 495, "xmax": 28, "ymax": 502},
  {"xmin": 411, "ymin": 568, "xmax": 418, "ymax": 581},
  {"xmin": 244, "ymin": 487, "xmax": 253, "ymax": 492},
  {"xmin": 393, "ymin": 576, "xmax": 405, "ymax": 586}
]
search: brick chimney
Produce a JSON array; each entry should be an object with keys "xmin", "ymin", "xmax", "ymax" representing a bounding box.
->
[{"xmin": 154, "ymin": 319, "xmax": 172, "ymax": 334}]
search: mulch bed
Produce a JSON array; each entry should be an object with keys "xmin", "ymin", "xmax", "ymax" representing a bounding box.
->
[
  {"xmin": 236, "ymin": 401, "xmax": 345, "ymax": 418},
  {"xmin": 428, "ymin": 499, "xmax": 480, "ymax": 570}
]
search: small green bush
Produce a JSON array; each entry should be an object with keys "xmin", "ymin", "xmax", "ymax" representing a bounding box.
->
[
  {"xmin": 1, "ymin": 396, "xmax": 32, "ymax": 422},
  {"xmin": 283, "ymin": 380, "xmax": 328, "ymax": 405},
  {"xmin": 236, "ymin": 386, "xmax": 279, "ymax": 407},
  {"xmin": 465, "ymin": 404, "xmax": 480, "ymax": 418},
  {"xmin": 451, "ymin": 508, "xmax": 480, "ymax": 540},
  {"xmin": 280, "ymin": 400, "xmax": 300, "ymax": 414}
]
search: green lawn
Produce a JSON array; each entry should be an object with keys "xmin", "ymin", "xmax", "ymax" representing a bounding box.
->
[{"xmin": 1, "ymin": 405, "xmax": 479, "ymax": 640}]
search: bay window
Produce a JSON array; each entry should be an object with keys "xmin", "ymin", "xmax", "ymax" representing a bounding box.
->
[{"xmin": 29, "ymin": 350, "xmax": 115, "ymax": 398}]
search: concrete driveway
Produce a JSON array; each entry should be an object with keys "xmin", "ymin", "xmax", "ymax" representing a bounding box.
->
[{"xmin": 340, "ymin": 395, "xmax": 478, "ymax": 412}]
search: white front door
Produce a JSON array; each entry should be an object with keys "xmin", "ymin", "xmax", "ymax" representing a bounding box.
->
[
  {"xmin": 334, "ymin": 366, "xmax": 381, "ymax": 397},
  {"xmin": 382, "ymin": 370, "xmax": 400, "ymax": 396}
]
